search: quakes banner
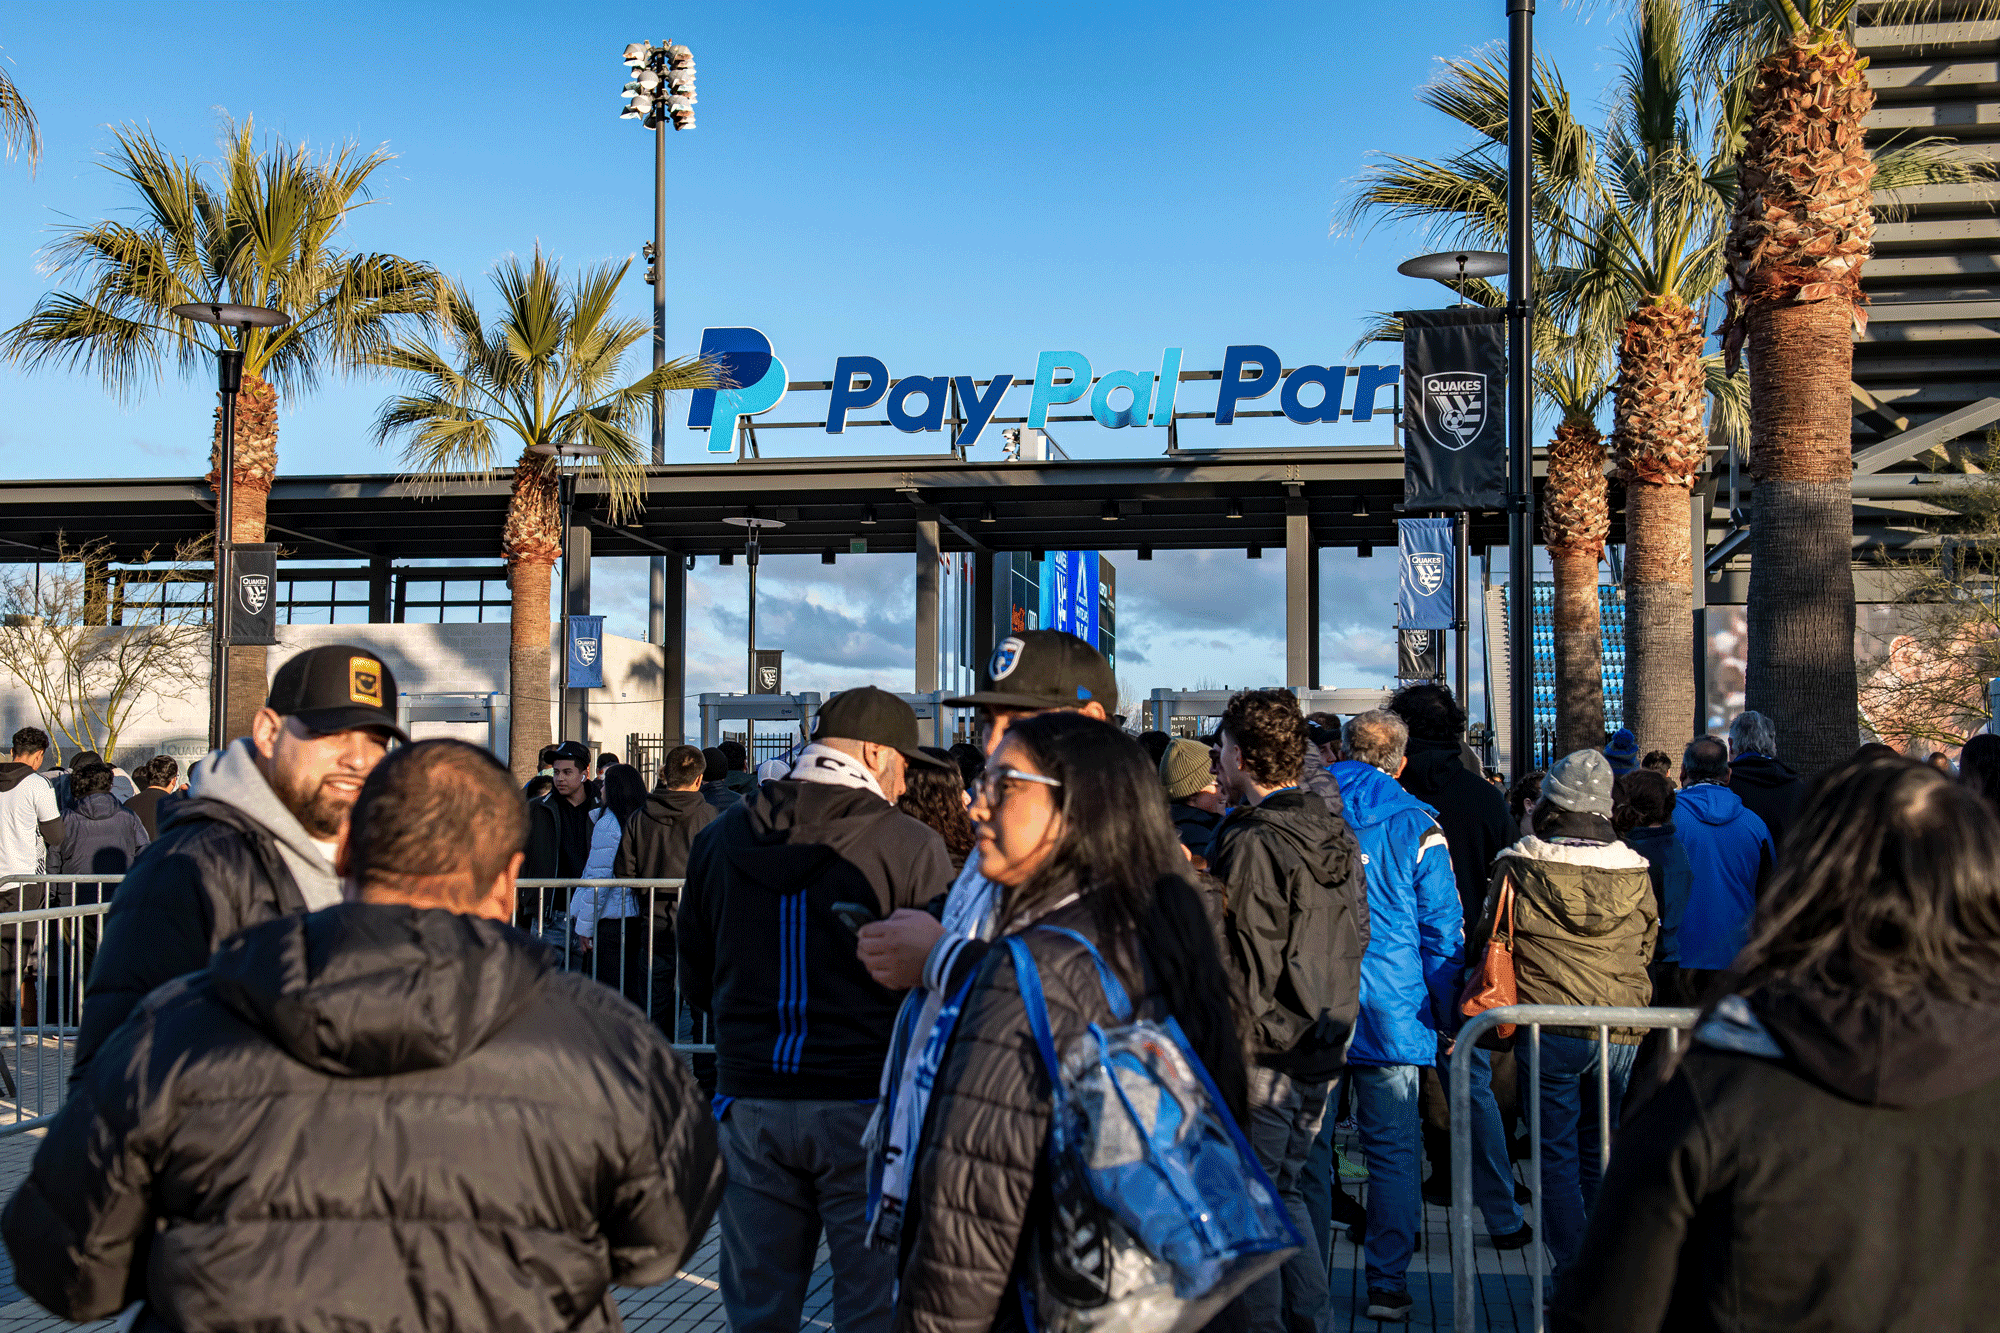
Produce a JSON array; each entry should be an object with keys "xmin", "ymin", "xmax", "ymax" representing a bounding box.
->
[
  {"xmin": 1397, "ymin": 628, "xmax": 1443, "ymax": 681},
  {"xmin": 1398, "ymin": 518, "xmax": 1455, "ymax": 630},
  {"xmin": 1399, "ymin": 307, "xmax": 1507, "ymax": 511}
]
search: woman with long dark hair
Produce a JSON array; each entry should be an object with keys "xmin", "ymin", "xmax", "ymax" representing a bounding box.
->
[
  {"xmin": 891, "ymin": 713, "xmax": 1245, "ymax": 1333},
  {"xmin": 898, "ymin": 746, "xmax": 977, "ymax": 872},
  {"xmin": 574, "ymin": 763, "xmax": 653, "ymax": 1008},
  {"xmin": 1553, "ymin": 755, "xmax": 2000, "ymax": 1331}
]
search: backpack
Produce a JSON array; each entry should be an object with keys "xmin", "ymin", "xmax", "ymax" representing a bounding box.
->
[{"xmin": 1006, "ymin": 927, "xmax": 1300, "ymax": 1333}]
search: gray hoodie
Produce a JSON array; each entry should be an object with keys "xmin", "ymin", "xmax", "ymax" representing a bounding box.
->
[{"xmin": 187, "ymin": 740, "xmax": 342, "ymax": 910}]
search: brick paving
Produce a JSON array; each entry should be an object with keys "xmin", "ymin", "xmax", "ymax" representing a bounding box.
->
[{"xmin": 0, "ymin": 1110, "xmax": 1538, "ymax": 1331}]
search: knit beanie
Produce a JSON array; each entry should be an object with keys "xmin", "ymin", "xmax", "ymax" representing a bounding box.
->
[
  {"xmin": 1603, "ymin": 728, "xmax": 1640, "ymax": 776},
  {"xmin": 1159, "ymin": 738, "xmax": 1215, "ymax": 801},
  {"xmin": 1541, "ymin": 748, "xmax": 1616, "ymax": 818}
]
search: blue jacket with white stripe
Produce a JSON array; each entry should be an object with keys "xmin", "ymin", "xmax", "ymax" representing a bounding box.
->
[{"xmin": 1332, "ymin": 761, "xmax": 1467, "ymax": 1068}]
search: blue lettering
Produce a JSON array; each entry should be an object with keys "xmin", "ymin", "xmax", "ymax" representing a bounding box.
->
[
  {"xmin": 1351, "ymin": 365, "xmax": 1400, "ymax": 422},
  {"xmin": 1090, "ymin": 369, "xmax": 1152, "ymax": 429},
  {"xmin": 824, "ymin": 356, "xmax": 888, "ymax": 433},
  {"xmin": 1028, "ymin": 351, "xmax": 1092, "ymax": 428},
  {"xmin": 886, "ymin": 375, "xmax": 948, "ymax": 432},
  {"xmin": 1216, "ymin": 345, "xmax": 1280, "ymax": 424},
  {"xmin": 953, "ymin": 374, "xmax": 1013, "ymax": 450},
  {"xmin": 1281, "ymin": 364, "xmax": 1347, "ymax": 424}
]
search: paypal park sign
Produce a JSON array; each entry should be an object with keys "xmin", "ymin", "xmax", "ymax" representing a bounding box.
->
[{"xmin": 687, "ymin": 327, "xmax": 1402, "ymax": 453}]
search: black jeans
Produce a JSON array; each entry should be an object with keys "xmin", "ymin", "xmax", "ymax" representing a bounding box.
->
[{"xmin": 587, "ymin": 918, "xmax": 653, "ymax": 1016}]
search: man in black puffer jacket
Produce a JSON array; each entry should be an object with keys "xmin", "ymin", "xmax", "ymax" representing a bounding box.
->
[
  {"xmin": 1208, "ymin": 690, "xmax": 1366, "ymax": 1333},
  {"xmin": 2, "ymin": 739, "xmax": 722, "ymax": 1332},
  {"xmin": 1390, "ymin": 683, "xmax": 1516, "ymax": 924},
  {"xmin": 74, "ymin": 644, "xmax": 406, "ymax": 1073}
]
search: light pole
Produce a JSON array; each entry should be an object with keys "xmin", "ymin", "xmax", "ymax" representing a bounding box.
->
[
  {"xmin": 170, "ymin": 301, "xmax": 291, "ymax": 751},
  {"xmin": 1506, "ymin": 0, "xmax": 1537, "ymax": 783},
  {"xmin": 529, "ymin": 441, "xmax": 605, "ymax": 742},
  {"xmin": 723, "ymin": 515, "xmax": 785, "ymax": 692},
  {"xmin": 1395, "ymin": 250, "xmax": 1507, "ymax": 718},
  {"xmin": 620, "ymin": 41, "xmax": 696, "ymax": 646}
]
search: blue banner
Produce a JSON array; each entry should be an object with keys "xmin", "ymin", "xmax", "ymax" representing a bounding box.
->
[
  {"xmin": 1041, "ymin": 551, "xmax": 1101, "ymax": 647},
  {"xmin": 1397, "ymin": 518, "xmax": 1455, "ymax": 630},
  {"xmin": 567, "ymin": 615, "xmax": 605, "ymax": 689}
]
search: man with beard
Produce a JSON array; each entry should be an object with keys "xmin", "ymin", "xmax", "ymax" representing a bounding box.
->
[{"xmin": 72, "ymin": 644, "xmax": 405, "ymax": 1072}]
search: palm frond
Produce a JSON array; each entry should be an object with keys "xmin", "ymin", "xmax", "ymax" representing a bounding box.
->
[
  {"xmin": 0, "ymin": 63, "xmax": 38, "ymax": 169},
  {"xmin": 1870, "ymin": 135, "xmax": 1996, "ymax": 220}
]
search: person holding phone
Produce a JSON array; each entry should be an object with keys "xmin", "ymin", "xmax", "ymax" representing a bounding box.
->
[{"xmin": 678, "ymin": 688, "xmax": 956, "ymax": 1333}]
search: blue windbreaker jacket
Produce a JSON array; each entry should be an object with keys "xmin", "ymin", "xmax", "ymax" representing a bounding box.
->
[
  {"xmin": 1332, "ymin": 761, "xmax": 1465, "ymax": 1067},
  {"xmin": 1672, "ymin": 782, "xmax": 1774, "ymax": 970}
]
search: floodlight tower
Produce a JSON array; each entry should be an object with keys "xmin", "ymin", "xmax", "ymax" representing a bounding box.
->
[{"xmin": 619, "ymin": 40, "xmax": 697, "ymax": 645}]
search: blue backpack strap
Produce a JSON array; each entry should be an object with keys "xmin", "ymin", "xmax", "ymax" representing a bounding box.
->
[
  {"xmin": 1028, "ymin": 924, "xmax": 1134, "ymax": 1022},
  {"xmin": 1005, "ymin": 936, "xmax": 1064, "ymax": 1089}
]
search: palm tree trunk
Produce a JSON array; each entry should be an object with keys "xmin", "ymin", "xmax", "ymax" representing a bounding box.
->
[
  {"xmin": 1544, "ymin": 419, "xmax": 1610, "ymax": 755},
  {"xmin": 1625, "ymin": 479, "xmax": 1694, "ymax": 762},
  {"xmin": 503, "ymin": 451, "xmax": 563, "ymax": 780},
  {"xmin": 212, "ymin": 370, "xmax": 281, "ymax": 743},
  {"xmin": 1744, "ymin": 300, "xmax": 1857, "ymax": 771},
  {"xmin": 1551, "ymin": 548, "xmax": 1605, "ymax": 756},
  {"xmin": 1614, "ymin": 299, "xmax": 1706, "ymax": 765},
  {"xmin": 508, "ymin": 558, "xmax": 554, "ymax": 781},
  {"xmin": 1726, "ymin": 34, "xmax": 1874, "ymax": 775}
]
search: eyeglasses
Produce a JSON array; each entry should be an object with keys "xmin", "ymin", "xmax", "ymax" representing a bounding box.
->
[{"xmin": 976, "ymin": 767, "xmax": 1062, "ymax": 807}]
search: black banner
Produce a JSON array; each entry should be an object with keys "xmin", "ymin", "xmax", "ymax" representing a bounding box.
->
[
  {"xmin": 752, "ymin": 648, "xmax": 784, "ymax": 695},
  {"xmin": 1397, "ymin": 627, "xmax": 1443, "ymax": 681},
  {"xmin": 1400, "ymin": 307, "xmax": 1507, "ymax": 511},
  {"xmin": 227, "ymin": 543, "xmax": 279, "ymax": 646}
]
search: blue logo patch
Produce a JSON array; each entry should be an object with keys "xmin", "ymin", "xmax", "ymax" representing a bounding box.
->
[{"xmin": 990, "ymin": 636, "xmax": 1025, "ymax": 681}]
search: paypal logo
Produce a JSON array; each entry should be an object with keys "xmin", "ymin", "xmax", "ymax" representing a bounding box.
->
[{"xmin": 688, "ymin": 327, "xmax": 1400, "ymax": 455}]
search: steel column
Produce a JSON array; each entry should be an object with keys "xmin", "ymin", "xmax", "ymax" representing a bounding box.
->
[
  {"xmin": 1455, "ymin": 510, "xmax": 1471, "ymax": 705},
  {"xmin": 1692, "ymin": 490, "xmax": 1709, "ymax": 733},
  {"xmin": 915, "ymin": 520, "xmax": 940, "ymax": 693},
  {"xmin": 661, "ymin": 554, "xmax": 687, "ymax": 743},
  {"xmin": 1506, "ymin": 0, "xmax": 1537, "ymax": 779},
  {"xmin": 564, "ymin": 522, "xmax": 592, "ymax": 745},
  {"xmin": 1285, "ymin": 502, "xmax": 1313, "ymax": 688}
]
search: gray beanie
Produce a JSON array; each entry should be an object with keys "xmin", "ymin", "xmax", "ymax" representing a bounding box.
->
[
  {"xmin": 1159, "ymin": 738, "xmax": 1215, "ymax": 801},
  {"xmin": 1540, "ymin": 748, "xmax": 1615, "ymax": 818}
]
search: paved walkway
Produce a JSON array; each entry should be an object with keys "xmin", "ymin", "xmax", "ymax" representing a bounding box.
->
[{"xmin": 0, "ymin": 1120, "xmax": 1541, "ymax": 1332}]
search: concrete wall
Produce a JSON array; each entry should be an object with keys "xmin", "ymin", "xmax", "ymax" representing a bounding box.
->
[{"xmin": 0, "ymin": 622, "xmax": 663, "ymax": 766}]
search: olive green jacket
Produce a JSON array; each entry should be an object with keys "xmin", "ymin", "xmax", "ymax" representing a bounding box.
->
[{"xmin": 1468, "ymin": 836, "xmax": 1658, "ymax": 1042}]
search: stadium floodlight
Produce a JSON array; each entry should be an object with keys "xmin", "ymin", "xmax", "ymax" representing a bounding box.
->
[
  {"xmin": 622, "ymin": 42, "xmax": 649, "ymax": 66},
  {"xmin": 635, "ymin": 68, "xmax": 660, "ymax": 90}
]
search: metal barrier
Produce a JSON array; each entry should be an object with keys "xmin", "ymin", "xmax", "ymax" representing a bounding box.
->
[
  {"xmin": 0, "ymin": 875, "xmax": 695, "ymax": 1137},
  {"xmin": 1448, "ymin": 1004, "xmax": 1701, "ymax": 1332},
  {"xmin": 0, "ymin": 875, "xmax": 123, "ymax": 1136}
]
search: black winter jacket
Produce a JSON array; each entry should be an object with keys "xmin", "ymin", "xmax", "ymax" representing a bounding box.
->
[
  {"xmin": 1207, "ymin": 789, "xmax": 1365, "ymax": 1082},
  {"xmin": 50, "ymin": 792, "xmax": 149, "ymax": 884},
  {"xmin": 1726, "ymin": 753, "xmax": 1806, "ymax": 851},
  {"xmin": 679, "ymin": 778, "xmax": 954, "ymax": 1099},
  {"xmin": 1399, "ymin": 736, "xmax": 1517, "ymax": 924},
  {"xmin": 1552, "ymin": 979, "xmax": 2000, "ymax": 1332},
  {"xmin": 525, "ymin": 789, "xmax": 597, "ymax": 883},
  {"xmin": 615, "ymin": 785, "xmax": 719, "ymax": 952},
  {"xmin": 893, "ymin": 901, "xmax": 1161, "ymax": 1333},
  {"xmin": 73, "ymin": 797, "xmax": 309, "ymax": 1072},
  {"xmin": 1169, "ymin": 801, "xmax": 1221, "ymax": 861},
  {"xmin": 2, "ymin": 903, "xmax": 723, "ymax": 1333}
]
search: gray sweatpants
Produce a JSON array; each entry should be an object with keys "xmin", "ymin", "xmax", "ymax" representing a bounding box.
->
[
  {"xmin": 1242, "ymin": 1066, "xmax": 1331, "ymax": 1333},
  {"xmin": 718, "ymin": 1098, "xmax": 894, "ymax": 1333}
]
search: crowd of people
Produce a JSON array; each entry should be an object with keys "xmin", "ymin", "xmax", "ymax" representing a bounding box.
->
[{"xmin": 0, "ymin": 633, "xmax": 1994, "ymax": 1332}]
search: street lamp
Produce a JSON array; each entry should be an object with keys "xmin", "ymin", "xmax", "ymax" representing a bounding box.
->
[
  {"xmin": 618, "ymin": 39, "xmax": 697, "ymax": 648},
  {"xmin": 1395, "ymin": 250, "xmax": 1509, "ymax": 715},
  {"xmin": 722, "ymin": 514, "xmax": 785, "ymax": 693},
  {"xmin": 529, "ymin": 441, "xmax": 605, "ymax": 742},
  {"xmin": 170, "ymin": 301, "xmax": 291, "ymax": 750}
]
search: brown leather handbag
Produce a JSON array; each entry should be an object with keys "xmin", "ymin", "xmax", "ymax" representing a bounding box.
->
[{"xmin": 1458, "ymin": 877, "xmax": 1519, "ymax": 1038}]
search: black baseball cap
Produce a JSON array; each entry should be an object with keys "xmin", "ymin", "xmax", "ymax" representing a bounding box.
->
[
  {"xmin": 944, "ymin": 630, "xmax": 1118, "ymax": 714},
  {"xmin": 548, "ymin": 741, "xmax": 591, "ymax": 768},
  {"xmin": 265, "ymin": 645, "xmax": 408, "ymax": 742},
  {"xmin": 813, "ymin": 687, "xmax": 954, "ymax": 769}
]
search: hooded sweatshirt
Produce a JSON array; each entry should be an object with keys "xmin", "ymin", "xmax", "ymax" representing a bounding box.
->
[
  {"xmin": 0, "ymin": 761, "xmax": 59, "ymax": 884},
  {"xmin": 188, "ymin": 739, "xmax": 341, "ymax": 910},
  {"xmin": 1727, "ymin": 752, "xmax": 1806, "ymax": 850},
  {"xmin": 2, "ymin": 903, "xmax": 722, "ymax": 1332},
  {"xmin": 1552, "ymin": 981, "xmax": 2000, "ymax": 1332},
  {"xmin": 678, "ymin": 776, "xmax": 954, "ymax": 1099},
  {"xmin": 1672, "ymin": 783, "xmax": 1773, "ymax": 971},
  {"xmin": 1398, "ymin": 735, "xmax": 1519, "ymax": 924}
]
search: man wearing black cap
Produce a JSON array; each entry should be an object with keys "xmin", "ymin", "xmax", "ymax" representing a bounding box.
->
[
  {"xmin": 679, "ymin": 686, "xmax": 955, "ymax": 1333},
  {"xmin": 73, "ymin": 644, "xmax": 407, "ymax": 1072},
  {"xmin": 524, "ymin": 739, "xmax": 597, "ymax": 882}
]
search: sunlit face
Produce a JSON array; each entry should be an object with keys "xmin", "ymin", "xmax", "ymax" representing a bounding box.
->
[
  {"xmin": 551, "ymin": 761, "xmax": 585, "ymax": 800},
  {"xmin": 1217, "ymin": 729, "xmax": 1258, "ymax": 804},
  {"xmin": 252, "ymin": 710, "xmax": 391, "ymax": 841},
  {"xmin": 970, "ymin": 739, "xmax": 1064, "ymax": 888},
  {"xmin": 977, "ymin": 706, "xmax": 1033, "ymax": 757}
]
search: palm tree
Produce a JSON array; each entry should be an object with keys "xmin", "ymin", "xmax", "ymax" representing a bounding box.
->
[
  {"xmin": 1537, "ymin": 320, "xmax": 1617, "ymax": 754},
  {"xmin": 1704, "ymin": 0, "xmax": 1996, "ymax": 771},
  {"xmin": 1, "ymin": 50, "xmax": 37, "ymax": 168},
  {"xmin": 367, "ymin": 249, "xmax": 722, "ymax": 780},
  {"xmin": 2, "ymin": 118, "xmax": 435, "ymax": 736}
]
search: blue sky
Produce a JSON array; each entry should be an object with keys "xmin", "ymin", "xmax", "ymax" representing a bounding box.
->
[{"xmin": 0, "ymin": 1, "xmax": 1623, "ymax": 720}]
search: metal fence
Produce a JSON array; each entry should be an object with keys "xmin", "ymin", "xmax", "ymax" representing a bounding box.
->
[
  {"xmin": 1448, "ymin": 1004, "xmax": 1701, "ymax": 1332},
  {"xmin": 0, "ymin": 876, "xmax": 695, "ymax": 1137}
]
